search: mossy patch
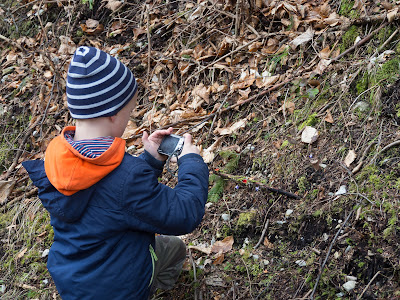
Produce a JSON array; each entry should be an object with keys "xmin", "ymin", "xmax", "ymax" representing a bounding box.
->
[
  {"xmin": 340, "ymin": 25, "xmax": 360, "ymax": 53},
  {"xmin": 374, "ymin": 57, "xmax": 400, "ymax": 85},
  {"xmin": 236, "ymin": 210, "xmax": 257, "ymax": 227},
  {"xmin": 339, "ymin": 0, "xmax": 360, "ymax": 19}
]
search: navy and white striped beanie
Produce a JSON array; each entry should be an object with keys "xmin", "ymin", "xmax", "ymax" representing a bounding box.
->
[{"xmin": 66, "ymin": 46, "xmax": 138, "ymax": 119}]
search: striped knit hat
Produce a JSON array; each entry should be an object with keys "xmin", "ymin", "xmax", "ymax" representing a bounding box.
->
[{"xmin": 66, "ymin": 46, "xmax": 138, "ymax": 119}]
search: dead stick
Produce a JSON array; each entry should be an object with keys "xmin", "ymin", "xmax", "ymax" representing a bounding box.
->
[
  {"xmin": 309, "ymin": 211, "xmax": 353, "ymax": 300},
  {"xmin": 0, "ymin": 34, "xmax": 26, "ymax": 53},
  {"xmin": 254, "ymin": 219, "xmax": 269, "ymax": 249},
  {"xmin": 185, "ymin": 36, "xmax": 262, "ymax": 83},
  {"xmin": 4, "ymin": 119, "xmax": 41, "ymax": 179},
  {"xmin": 356, "ymin": 271, "xmax": 381, "ymax": 300},
  {"xmin": 215, "ymin": 171, "xmax": 300, "ymax": 199},
  {"xmin": 331, "ymin": 22, "xmax": 387, "ymax": 63},
  {"xmin": 1, "ymin": 188, "xmax": 38, "ymax": 211},
  {"xmin": 369, "ymin": 139, "xmax": 400, "ymax": 165}
]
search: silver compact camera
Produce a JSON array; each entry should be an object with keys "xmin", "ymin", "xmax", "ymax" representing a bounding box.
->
[{"xmin": 157, "ymin": 134, "xmax": 184, "ymax": 156}]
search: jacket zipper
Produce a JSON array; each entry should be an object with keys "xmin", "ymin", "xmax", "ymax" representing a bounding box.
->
[{"xmin": 148, "ymin": 244, "xmax": 158, "ymax": 287}]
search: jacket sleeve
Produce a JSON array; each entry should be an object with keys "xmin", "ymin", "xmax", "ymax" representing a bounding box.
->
[{"xmin": 121, "ymin": 153, "xmax": 209, "ymax": 235}]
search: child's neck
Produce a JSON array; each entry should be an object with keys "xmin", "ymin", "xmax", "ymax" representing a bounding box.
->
[{"xmin": 74, "ymin": 118, "xmax": 114, "ymax": 141}]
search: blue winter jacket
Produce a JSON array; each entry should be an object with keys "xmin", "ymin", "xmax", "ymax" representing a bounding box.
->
[{"xmin": 23, "ymin": 131, "xmax": 209, "ymax": 300}]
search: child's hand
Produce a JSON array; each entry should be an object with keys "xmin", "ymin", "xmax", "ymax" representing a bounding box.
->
[
  {"xmin": 142, "ymin": 127, "xmax": 174, "ymax": 161},
  {"xmin": 179, "ymin": 134, "xmax": 200, "ymax": 158}
]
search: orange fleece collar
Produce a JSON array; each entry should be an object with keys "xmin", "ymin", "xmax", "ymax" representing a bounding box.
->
[{"xmin": 44, "ymin": 126, "xmax": 126, "ymax": 196}]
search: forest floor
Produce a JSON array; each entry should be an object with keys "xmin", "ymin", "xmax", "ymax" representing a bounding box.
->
[{"xmin": 1, "ymin": 0, "xmax": 400, "ymax": 299}]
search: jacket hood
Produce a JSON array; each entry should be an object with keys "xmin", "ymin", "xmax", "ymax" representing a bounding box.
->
[{"xmin": 44, "ymin": 126, "xmax": 126, "ymax": 196}]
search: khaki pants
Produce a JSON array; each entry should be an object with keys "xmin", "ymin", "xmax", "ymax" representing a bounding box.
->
[{"xmin": 150, "ymin": 235, "xmax": 186, "ymax": 297}]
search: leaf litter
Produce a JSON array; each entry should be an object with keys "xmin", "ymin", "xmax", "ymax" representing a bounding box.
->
[{"xmin": 1, "ymin": 0, "xmax": 400, "ymax": 299}]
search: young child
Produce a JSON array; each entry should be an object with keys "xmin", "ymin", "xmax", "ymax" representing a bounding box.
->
[{"xmin": 23, "ymin": 46, "xmax": 209, "ymax": 299}]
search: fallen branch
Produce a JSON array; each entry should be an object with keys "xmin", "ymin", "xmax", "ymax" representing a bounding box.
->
[
  {"xmin": 369, "ymin": 139, "xmax": 400, "ymax": 165},
  {"xmin": 352, "ymin": 141, "xmax": 377, "ymax": 174},
  {"xmin": 352, "ymin": 12, "xmax": 400, "ymax": 25},
  {"xmin": 356, "ymin": 271, "xmax": 381, "ymax": 300},
  {"xmin": 331, "ymin": 21, "xmax": 387, "ymax": 62},
  {"xmin": 0, "ymin": 34, "xmax": 26, "ymax": 53},
  {"xmin": 1, "ymin": 188, "xmax": 38, "ymax": 211},
  {"xmin": 214, "ymin": 170, "xmax": 300, "ymax": 199},
  {"xmin": 4, "ymin": 118, "xmax": 41, "ymax": 180},
  {"xmin": 253, "ymin": 219, "xmax": 269, "ymax": 249}
]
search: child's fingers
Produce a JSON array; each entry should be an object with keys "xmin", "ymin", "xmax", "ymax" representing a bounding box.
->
[
  {"xmin": 142, "ymin": 131, "xmax": 149, "ymax": 144},
  {"xmin": 149, "ymin": 127, "xmax": 173, "ymax": 139},
  {"xmin": 183, "ymin": 133, "xmax": 192, "ymax": 144}
]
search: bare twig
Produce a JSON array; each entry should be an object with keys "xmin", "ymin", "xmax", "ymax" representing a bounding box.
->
[
  {"xmin": 253, "ymin": 219, "xmax": 269, "ymax": 249},
  {"xmin": 214, "ymin": 171, "xmax": 300, "ymax": 199},
  {"xmin": 0, "ymin": 34, "xmax": 26, "ymax": 53},
  {"xmin": 146, "ymin": 5, "xmax": 152, "ymax": 84},
  {"xmin": 310, "ymin": 210, "xmax": 353, "ymax": 299},
  {"xmin": 241, "ymin": 257, "xmax": 254, "ymax": 299},
  {"xmin": 4, "ymin": 118, "xmax": 41, "ymax": 180},
  {"xmin": 188, "ymin": 248, "xmax": 198, "ymax": 300},
  {"xmin": 369, "ymin": 140, "xmax": 400, "ymax": 165},
  {"xmin": 185, "ymin": 36, "xmax": 263, "ymax": 83},
  {"xmin": 356, "ymin": 271, "xmax": 381, "ymax": 300},
  {"xmin": 352, "ymin": 141, "xmax": 377, "ymax": 174},
  {"xmin": 1, "ymin": 188, "xmax": 38, "ymax": 211}
]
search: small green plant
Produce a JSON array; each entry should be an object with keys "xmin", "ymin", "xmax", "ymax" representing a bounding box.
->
[
  {"xmin": 208, "ymin": 174, "xmax": 226, "ymax": 203},
  {"xmin": 219, "ymin": 150, "xmax": 240, "ymax": 173},
  {"xmin": 82, "ymin": 0, "xmax": 94, "ymax": 9}
]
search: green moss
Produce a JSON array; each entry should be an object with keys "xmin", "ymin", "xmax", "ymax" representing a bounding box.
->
[
  {"xmin": 356, "ymin": 72, "xmax": 369, "ymax": 94},
  {"xmin": 237, "ymin": 211, "xmax": 257, "ymax": 227},
  {"xmin": 297, "ymin": 176, "xmax": 309, "ymax": 194},
  {"xmin": 280, "ymin": 140, "xmax": 289, "ymax": 149},
  {"xmin": 298, "ymin": 113, "xmax": 319, "ymax": 130},
  {"xmin": 339, "ymin": 0, "xmax": 360, "ymax": 19},
  {"xmin": 374, "ymin": 57, "xmax": 400, "ymax": 85},
  {"xmin": 340, "ymin": 25, "xmax": 359, "ymax": 52}
]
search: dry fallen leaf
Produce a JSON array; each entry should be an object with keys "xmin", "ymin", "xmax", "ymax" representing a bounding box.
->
[
  {"xmin": 344, "ymin": 150, "xmax": 356, "ymax": 167},
  {"xmin": 0, "ymin": 180, "xmax": 16, "ymax": 205},
  {"xmin": 319, "ymin": 46, "xmax": 331, "ymax": 59},
  {"xmin": 81, "ymin": 19, "xmax": 104, "ymax": 35},
  {"xmin": 16, "ymin": 247, "xmax": 28, "ymax": 259},
  {"xmin": 263, "ymin": 237, "xmax": 274, "ymax": 249},
  {"xmin": 102, "ymin": 0, "xmax": 123, "ymax": 11},
  {"xmin": 211, "ymin": 236, "xmax": 234, "ymax": 254},
  {"xmin": 290, "ymin": 28, "xmax": 314, "ymax": 48},
  {"xmin": 216, "ymin": 119, "xmax": 247, "ymax": 135},
  {"xmin": 188, "ymin": 245, "xmax": 212, "ymax": 255},
  {"xmin": 324, "ymin": 111, "xmax": 334, "ymax": 123},
  {"xmin": 212, "ymin": 252, "xmax": 225, "ymax": 265}
]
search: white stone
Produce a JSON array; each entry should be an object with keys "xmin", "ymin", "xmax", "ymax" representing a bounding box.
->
[
  {"xmin": 343, "ymin": 280, "xmax": 356, "ymax": 292},
  {"xmin": 335, "ymin": 185, "xmax": 347, "ymax": 195},
  {"xmin": 346, "ymin": 276, "xmax": 357, "ymax": 281},
  {"xmin": 285, "ymin": 209, "xmax": 294, "ymax": 217},
  {"xmin": 42, "ymin": 249, "xmax": 49, "ymax": 258},
  {"xmin": 301, "ymin": 126, "xmax": 319, "ymax": 144},
  {"xmin": 0, "ymin": 285, "xmax": 5, "ymax": 293},
  {"xmin": 221, "ymin": 214, "xmax": 230, "ymax": 221},
  {"xmin": 295, "ymin": 260, "xmax": 307, "ymax": 267}
]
